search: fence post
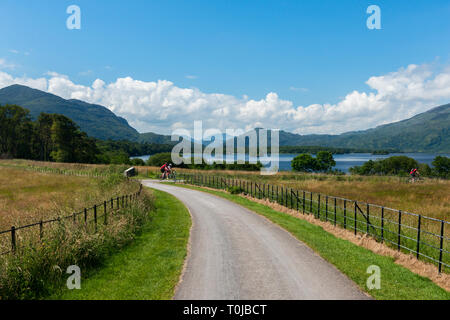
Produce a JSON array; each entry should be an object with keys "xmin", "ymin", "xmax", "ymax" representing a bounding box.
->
[
  {"xmin": 84, "ymin": 208, "xmax": 87, "ymax": 225},
  {"xmin": 40, "ymin": 220, "xmax": 44, "ymax": 240},
  {"xmin": 302, "ymin": 191, "xmax": 305, "ymax": 214},
  {"xmin": 416, "ymin": 215, "xmax": 421, "ymax": 259},
  {"xmin": 397, "ymin": 210, "xmax": 402, "ymax": 251},
  {"xmin": 11, "ymin": 226, "xmax": 16, "ymax": 254},
  {"xmin": 317, "ymin": 194, "xmax": 321, "ymax": 219},
  {"xmin": 381, "ymin": 207, "xmax": 384, "ymax": 242},
  {"xmin": 104, "ymin": 201, "xmax": 108, "ymax": 225},
  {"xmin": 310, "ymin": 192, "xmax": 312, "ymax": 213},
  {"xmin": 354, "ymin": 202, "xmax": 357, "ymax": 235},
  {"xmin": 325, "ymin": 196, "xmax": 328, "ymax": 222},
  {"xmin": 344, "ymin": 199, "xmax": 347, "ymax": 229},
  {"xmin": 285, "ymin": 188, "xmax": 288, "ymax": 207},
  {"xmin": 94, "ymin": 205, "xmax": 97, "ymax": 232},
  {"xmin": 367, "ymin": 204, "xmax": 370, "ymax": 234},
  {"xmin": 334, "ymin": 197, "xmax": 337, "ymax": 226},
  {"xmin": 296, "ymin": 190, "xmax": 299, "ymax": 211},
  {"xmin": 438, "ymin": 221, "xmax": 445, "ymax": 273}
]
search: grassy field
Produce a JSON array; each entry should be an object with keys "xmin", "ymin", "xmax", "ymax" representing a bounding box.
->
[
  {"xmin": 0, "ymin": 165, "xmax": 135, "ymax": 231},
  {"xmin": 0, "ymin": 162, "xmax": 154, "ymax": 299},
  {"xmin": 174, "ymin": 183, "xmax": 450, "ymax": 299},
  {"xmin": 54, "ymin": 189, "xmax": 191, "ymax": 300}
]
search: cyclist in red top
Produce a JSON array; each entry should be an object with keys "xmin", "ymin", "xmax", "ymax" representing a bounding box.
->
[
  {"xmin": 410, "ymin": 168, "xmax": 419, "ymax": 183},
  {"xmin": 160, "ymin": 162, "xmax": 169, "ymax": 180}
]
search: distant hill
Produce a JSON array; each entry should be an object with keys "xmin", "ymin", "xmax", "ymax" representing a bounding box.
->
[
  {"xmin": 2, "ymin": 84, "xmax": 448, "ymax": 152},
  {"xmin": 277, "ymin": 103, "xmax": 450, "ymax": 153},
  {"xmin": 138, "ymin": 132, "xmax": 175, "ymax": 144},
  {"xmin": 0, "ymin": 84, "xmax": 139, "ymax": 141}
]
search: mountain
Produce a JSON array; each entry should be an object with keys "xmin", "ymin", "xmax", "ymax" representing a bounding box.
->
[
  {"xmin": 279, "ymin": 103, "xmax": 450, "ymax": 152},
  {"xmin": 2, "ymin": 84, "xmax": 448, "ymax": 152},
  {"xmin": 224, "ymin": 104, "xmax": 450, "ymax": 153},
  {"xmin": 0, "ymin": 84, "xmax": 139, "ymax": 141},
  {"xmin": 138, "ymin": 132, "xmax": 174, "ymax": 144}
]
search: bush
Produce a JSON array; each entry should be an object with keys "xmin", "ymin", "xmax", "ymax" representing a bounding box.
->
[
  {"xmin": 147, "ymin": 152, "xmax": 176, "ymax": 167},
  {"xmin": 432, "ymin": 156, "xmax": 450, "ymax": 178},
  {"xmin": 227, "ymin": 186, "xmax": 245, "ymax": 194},
  {"xmin": 291, "ymin": 152, "xmax": 336, "ymax": 173},
  {"xmin": 350, "ymin": 156, "xmax": 419, "ymax": 176},
  {"xmin": 130, "ymin": 158, "xmax": 146, "ymax": 166}
]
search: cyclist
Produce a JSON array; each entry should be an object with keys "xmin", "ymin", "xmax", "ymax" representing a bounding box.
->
[
  {"xmin": 409, "ymin": 168, "xmax": 419, "ymax": 183},
  {"xmin": 160, "ymin": 162, "xmax": 169, "ymax": 180},
  {"xmin": 166, "ymin": 163, "xmax": 173, "ymax": 180}
]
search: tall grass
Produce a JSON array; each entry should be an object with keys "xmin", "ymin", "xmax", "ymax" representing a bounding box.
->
[{"xmin": 0, "ymin": 188, "xmax": 154, "ymax": 300}]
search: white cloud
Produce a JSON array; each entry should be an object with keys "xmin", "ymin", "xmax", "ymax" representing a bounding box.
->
[
  {"xmin": 0, "ymin": 58, "xmax": 16, "ymax": 70},
  {"xmin": 1, "ymin": 63, "xmax": 450, "ymax": 135}
]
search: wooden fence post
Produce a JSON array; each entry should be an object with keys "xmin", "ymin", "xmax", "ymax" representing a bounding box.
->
[{"xmin": 11, "ymin": 226, "xmax": 16, "ymax": 254}]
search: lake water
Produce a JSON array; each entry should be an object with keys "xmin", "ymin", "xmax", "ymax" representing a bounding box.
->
[{"xmin": 133, "ymin": 153, "xmax": 450, "ymax": 173}]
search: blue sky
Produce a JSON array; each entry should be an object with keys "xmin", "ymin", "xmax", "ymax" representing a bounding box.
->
[{"xmin": 1, "ymin": 0, "xmax": 450, "ymax": 134}]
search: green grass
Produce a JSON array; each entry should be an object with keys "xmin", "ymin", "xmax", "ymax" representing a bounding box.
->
[
  {"xmin": 53, "ymin": 189, "xmax": 191, "ymax": 300},
  {"xmin": 172, "ymin": 182, "xmax": 450, "ymax": 300}
]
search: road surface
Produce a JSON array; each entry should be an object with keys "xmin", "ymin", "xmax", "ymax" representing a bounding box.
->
[{"xmin": 142, "ymin": 180, "xmax": 370, "ymax": 300}]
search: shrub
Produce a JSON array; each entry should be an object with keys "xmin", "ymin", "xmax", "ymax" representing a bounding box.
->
[
  {"xmin": 291, "ymin": 152, "xmax": 336, "ymax": 173},
  {"xmin": 432, "ymin": 156, "xmax": 450, "ymax": 178},
  {"xmin": 227, "ymin": 186, "xmax": 245, "ymax": 194}
]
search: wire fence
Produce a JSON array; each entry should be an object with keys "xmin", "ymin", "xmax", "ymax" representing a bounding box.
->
[
  {"xmin": 180, "ymin": 173, "xmax": 449, "ymax": 273},
  {"xmin": 0, "ymin": 163, "xmax": 112, "ymax": 178},
  {"xmin": 0, "ymin": 184, "xmax": 143, "ymax": 256}
]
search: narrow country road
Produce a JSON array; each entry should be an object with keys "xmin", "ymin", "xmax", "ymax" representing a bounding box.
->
[{"xmin": 142, "ymin": 180, "xmax": 370, "ymax": 300}]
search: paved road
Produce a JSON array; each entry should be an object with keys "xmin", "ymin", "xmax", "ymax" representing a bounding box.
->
[{"xmin": 142, "ymin": 180, "xmax": 370, "ymax": 300}]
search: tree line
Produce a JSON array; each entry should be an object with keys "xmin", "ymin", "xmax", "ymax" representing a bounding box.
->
[
  {"xmin": 0, "ymin": 104, "xmax": 172, "ymax": 164},
  {"xmin": 349, "ymin": 155, "xmax": 450, "ymax": 178},
  {"xmin": 291, "ymin": 152, "xmax": 450, "ymax": 178},
  {"xmin": 146, "ymin": 152, "xmax": 263, "ymax": 171}
]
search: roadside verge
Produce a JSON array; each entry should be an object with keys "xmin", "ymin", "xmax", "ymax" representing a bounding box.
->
[
  {"xmin": 172, "ymin": 183, "xmax": 450, "ymax": 300},
  {"xmin": 55, "ymin": 189, "xmax": 191, "ymax": 300}
]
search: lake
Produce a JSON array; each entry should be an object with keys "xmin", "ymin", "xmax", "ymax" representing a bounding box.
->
[{"xmin": 132, "ymin": 153, "xmax": 450, "ymax": 173}]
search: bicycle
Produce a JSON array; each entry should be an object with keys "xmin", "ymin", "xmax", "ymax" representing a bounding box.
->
[{"xmin": 168, "ymin": 170, "xmax": 177, "ymax": 182}]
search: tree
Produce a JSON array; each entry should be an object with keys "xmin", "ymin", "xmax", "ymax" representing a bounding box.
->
[
  {"xmin": 291, "ymin": 154, "xmax": 318, "ymax": 172},
  {"xmin": 147, "ymin": 152, "xmax": 177, "ymax": 167},
  {"xmin": 316, "ymin": 151, "xmax": 336, "ymax": 172},
  {"xmin": 432, "ymin": 156, "xmax": 450, "ymax": 178},
  {"xmin": 0, "ymin": 104, "xmax": 33, "ymax": 158},
  {"xmin": 350, "ymin": 156, "xmax": 419, "ymax": 176}
]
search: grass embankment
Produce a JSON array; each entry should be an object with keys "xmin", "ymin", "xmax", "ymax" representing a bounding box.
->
[
  {"xmin": 55, "ymin": 189, "xmax": 191, "ymax": 300},
  {"xmin": 173, "ymin": 183, "xmax": 450, "ymax": 300}
]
